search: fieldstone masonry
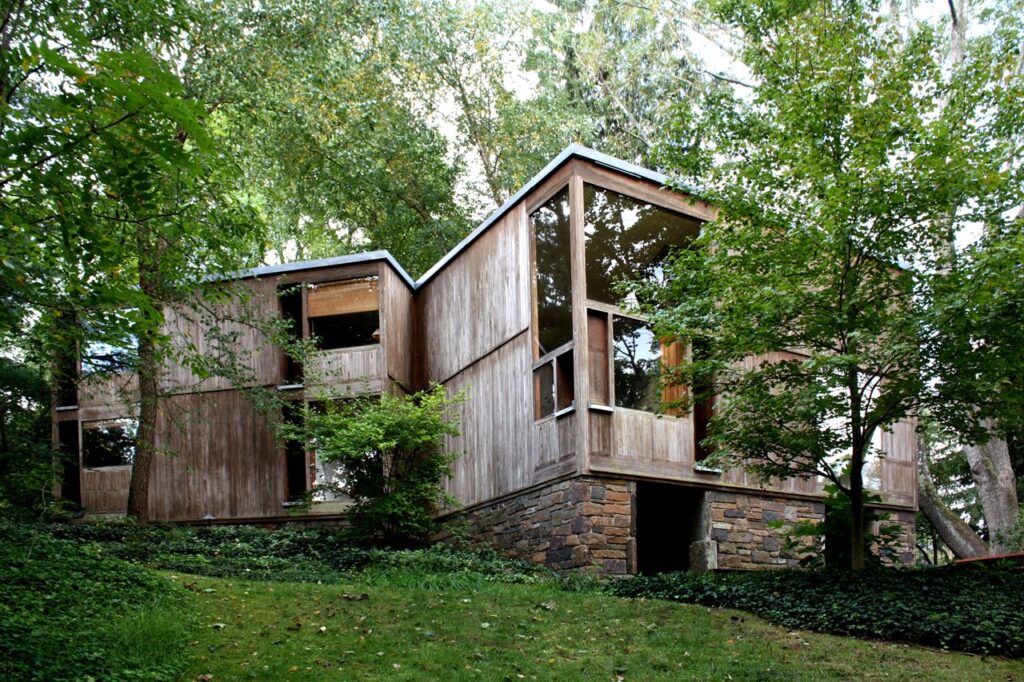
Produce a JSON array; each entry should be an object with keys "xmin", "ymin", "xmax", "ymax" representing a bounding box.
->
[
  {"xmin": 706, "ymin": 491, "xmax": 825, "ymax": 569},
  {"xmin": 872, "ymin": 509, "xmax": 916, "ymax": 566},
  {"xmin": 438, "ymin": 477, "xmax": 637, "ymax": 575},
  {"xmin": 439, "ymin": 476, "xmax": 914, "ymax": 574}
]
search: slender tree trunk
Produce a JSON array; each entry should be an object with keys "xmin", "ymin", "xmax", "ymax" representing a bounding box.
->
[
  {"xmin": 848, "ymin": 364, "xmax": 867, "ymax": 572},
  {"xmin": 125, "ymin": 225, "xmax": 162, "ymax": 524},
  {"xmin": 917, "ymin": 443, "xmax": 988, "ymax": 557},
  {"xmin": 964, "ymin": 419, "xmax": 1020, "ymax": 552}
]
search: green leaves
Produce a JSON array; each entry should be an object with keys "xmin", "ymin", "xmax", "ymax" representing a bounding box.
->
[{"xmin": 291, "ymin": 385, "xmax": 466, "ymax": 544}]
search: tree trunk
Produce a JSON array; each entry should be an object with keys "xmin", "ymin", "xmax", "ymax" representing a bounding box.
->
[
  {"xmin": 850, "ymin": 468, "xmax": 866, "ymax": 571},
  {"xmin": 126, "ymin": 329, "xmax": 158, "ymax": 523},
  {"xmin": 964, "ymin": 420, "xmax": 1019, "ymax": 552},
  {"xmin": 125, "ymin": 225, "xmax": 162, "ymax": 524},
  {"xmin": 917, "ymin": 440, "xmax": 988, "ymax": 558}
]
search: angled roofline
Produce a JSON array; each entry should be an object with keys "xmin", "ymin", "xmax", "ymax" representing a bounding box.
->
[
  {"xmin": 224, "ymin": 250, "xmax": 416, "ymax": 289},
  {"xmin": 214, "ymin": 145, "xmax": 692, "ymax": 293},
  {"xmin": 415, "ymin": 144, "xmax": 695, "ymax": 288}
]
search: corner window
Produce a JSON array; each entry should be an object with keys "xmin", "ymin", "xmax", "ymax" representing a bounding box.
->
[
  {"xmin": 584, "ymin": 184, "xmax": 701, "ymax": 306},
  {"xmin": 587, "ymin": 310, "xmax": 686, "ymax": 415},
  {"xmin": 82, "ymin": 419, "xmax": 137, "ymax": 468},
  {"xmin": 531, "ymin": 188, "xmax": 573, "ymax": 356},
  {"xmin": 612, "ymin": 316, "xmax": 660, "ymax": 411}
]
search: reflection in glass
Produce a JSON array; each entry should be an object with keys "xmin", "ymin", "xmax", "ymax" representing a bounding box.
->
[
  {"xmin": 613, "ymin": 316, "xmax": 660, "ymax": 411},
  {"xmin": 531, "ymin": 188, "xmax": 572, "ymax": 355},
  {"xmin": 584, "ymin": 184, "xmax": 702, "ymax": 305},
  {"xmin": 82, "ymin": 419, "xmax": 137, "ymax": 467}
]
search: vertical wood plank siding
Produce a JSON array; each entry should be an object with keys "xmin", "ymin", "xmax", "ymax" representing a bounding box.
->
[
  {"xmin": 149, "ymin": 390, "xmax": 281, "ymax": 520},
  {"xmin": 419, "ymin": 206, "xmax": 531, "ymax": 384},
  {"xmin": 381, "ymin": 265, "xmax": 415, "ymax": 391}
]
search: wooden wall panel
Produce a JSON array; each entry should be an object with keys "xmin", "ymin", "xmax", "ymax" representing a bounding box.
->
[
  {"xmin": 149, "ymin": 390, "xmax": 282, "ymax": 521},
  {"xmin": 442, "ymin": 331, "xmax": 575, "ymax": 508},
  {"xmin": 879, "ymin": 416, "xmax": 917, "ymax": 507},
  {"xmin": 80, "ymin": 466, "xmax": 131, "ymax": 514},
  {"xmin": 307, "ymin": 278, "xmax": 377, "ymax": 317},
  {"xmin": 305, "ymin": 347, "xmax": 382, "ymax": 389},
  {"xmin": 78, "ymin": 372, "xmax": 138, "ymax": 421},
  {"xmin": 419, "ymin": 206, "xmax": 531, "ymax": 384},
  {"xmin": 380, "ymin": 265, "xmax": 415, "ymax": 390},
  {"xmin": 162, "ymin": 279, "xmax": 280, "ymax": 394}
]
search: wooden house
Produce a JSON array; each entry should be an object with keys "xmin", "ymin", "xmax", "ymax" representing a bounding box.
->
[{"xmin": 53, "ymin": 145, "xmax": 918, "ymax": 573}]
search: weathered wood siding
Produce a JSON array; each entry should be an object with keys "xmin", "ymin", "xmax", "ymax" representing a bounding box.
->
[
  {"xmin": 443, "ymin": 331, "xmax": 575, "ymax": 507},
  {"xmin": 419, "ymin": 206, "xmax": 531, "ymax": 384},
  {"xmin": 149, "ymin": 390, "xmax": 282, "ymax": 520},
  {"xmin": 80, "ymin": 465, "xmax": 131, "ymax": 514},
  {"xmin": 304, "ymin": 346, "xmax": 382, "ymax": 393},
  {"xmin": 878, "ymin": 417, "xmax": 917, "ymax": 507},
  {"xmin": 78, "ymin": 372, "xmax": 138, "ymax": 422},
  {"xmin": 380, "ymin": 265, "xmax": 415, "ymax": 391},
  {"xmin": 161, "ymin": 279, "xmax": 280, "ymax": 393}
]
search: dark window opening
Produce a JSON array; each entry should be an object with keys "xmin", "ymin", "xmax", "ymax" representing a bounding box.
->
[
  {"xmin": 612, "ymin": 316, "xmax": 660, "ymax": 411},
  {"xmin": 55, "ymin": 352, "xmax": 79, "ymax": 408},
  {"xmin": 636, "ymin": 483, "xmax": 706, "ymax": 574},
  {"xmin": 82, "ymin": 420, "xmax": 136, "ymax": 468},
  {"xmin": 309, "ymin": 310, "xmax": 380, "ymax": 350},
  {"xmin": 283, "ymin": 402, "xmax": 308, "ymax": 501},
  {"xmin": 533, "ymin": 362, "xmax": 555, "ymax": 419},
  {"xmin": 531, "ymin": 188, "xmax": 573, "ymax": 356},
  {"xmin": 279, "ymin": 284, "xmax": 304, "ymax": 383},
  {"xmin": 556, "ymin": 350, "xmax": 574, "ymax": 411},
  {"xmin": 584, "ymin": 184, "xmax": 702, "ymax": 306},
  {"xmin": 57, "ymin": 420, "xmax": 81, "ymax": 506}
]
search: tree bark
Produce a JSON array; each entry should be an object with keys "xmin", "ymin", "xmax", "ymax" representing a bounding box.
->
[
  {"xmin": 964, "ymin": 420, "xmax": 1020, "ymax": 552},
  {"xmin": 917, "ymin": 441, "xmax": 988, "ymax": 558},
  {"xmin": 125, "ymin": 225, "xmax": 162, "ymax": 524}
]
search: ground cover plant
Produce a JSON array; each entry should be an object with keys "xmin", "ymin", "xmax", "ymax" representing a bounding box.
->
[
  {"xmin": 8, "ymin": 521, "xmax": 1024, "ymax": 680},
  {"xmin": 0, "ymin": 520, "xmax": 192, "ymax": 682},
  {"xmin": 607, "ymin": 567, "xmax": 1024, "ymax": 658}
]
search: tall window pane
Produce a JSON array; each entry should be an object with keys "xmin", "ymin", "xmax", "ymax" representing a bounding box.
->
[
  {"xmin": 531, "ymin": 188, "xmax": 572, "ymax": 355},
  {"xmin": 613, "ymin": 316, "xmax": 660, "ymax": 411},
  {"xmin": 584, "ymin": 185, "xmax": 701, "ymax": 305}
]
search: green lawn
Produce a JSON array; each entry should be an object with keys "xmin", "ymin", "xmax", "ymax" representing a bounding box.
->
[{"xmin": 176, "ymin": 573, "xmax": 1024, "ymax": 681}]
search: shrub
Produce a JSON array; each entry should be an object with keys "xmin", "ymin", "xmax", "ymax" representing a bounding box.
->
[
  {"xmin": 606, "ymin": 566, "xmax": 1024, "ymax": 657},
  {"xmin": 291, "ymin": 384, "xmax": 465, "ymax": 544},
  {"xmin": 0, "ymin": 519, "xmax": 192, "ymax": 681}
]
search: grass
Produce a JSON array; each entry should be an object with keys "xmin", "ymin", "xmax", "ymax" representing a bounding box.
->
[{"xmin": 176, "ymin": 572, "xmax": 1024, "ymax": 681}]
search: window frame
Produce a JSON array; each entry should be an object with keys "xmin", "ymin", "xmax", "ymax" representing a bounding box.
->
[{"xmin": 529, "ymin": 184, "xmax": 576, "ymax": 422}]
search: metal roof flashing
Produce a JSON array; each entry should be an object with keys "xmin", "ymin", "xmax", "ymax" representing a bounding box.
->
[{"xmin": 212, "ymin": 145, "xmax": 691, "ymax": 293}]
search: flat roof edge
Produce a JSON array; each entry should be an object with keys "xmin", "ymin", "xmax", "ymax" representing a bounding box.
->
[{"xmin": 216, "ymin": 250, "xmax": 416, "ymax": 289}]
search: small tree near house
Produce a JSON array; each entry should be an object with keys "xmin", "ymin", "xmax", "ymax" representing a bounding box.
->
[
  {"xmin": 286, "ymin": 385, "xmax": 465, "ymax": 545},
  {"xmin": 647, "ymin": 0, "xmax": 1024, "ymax": 570}
]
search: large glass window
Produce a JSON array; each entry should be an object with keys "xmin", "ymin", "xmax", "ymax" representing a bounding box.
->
[
  {"xmin": 82, "ymin": 419, "xmax": 137, "ymax": 468},
  {"xmin": 531, "ymin": 188, "xmax": 573, "ymax": 356},
  {"xmin": 584, "ymin": 184, "xmax": 701, "ymax": 305},
  {"xmin": 612, "ymin": 316, "xmax": 661, "ymax": 411}
]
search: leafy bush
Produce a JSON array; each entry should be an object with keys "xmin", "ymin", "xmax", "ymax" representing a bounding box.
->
[
  {"xmin": 0, "ymin": 520, "xmax": 192, "ymax": 681},
  {"xmin": 606, "ymin": 566, "xmax": 1024, "ymax": 657},
  {"xmin": 292, "ymin": 384, "xmax": 465, "ymax": 544}
]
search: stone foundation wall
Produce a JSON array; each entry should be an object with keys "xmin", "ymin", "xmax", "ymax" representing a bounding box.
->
[
  {"xmin": 872, "ymin": 509, "xmax": 916, "ymax": 566},
  {"xmin": 706, "ymin": 491, "xmax": 825, "ymax": 569},
  {"xmin": 436, "ymin": 477, "xmax": 636, "ymax": 575},
  {"xmin": 439, "ymin": 476, "xmax": 915, "ymax": 574}
]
